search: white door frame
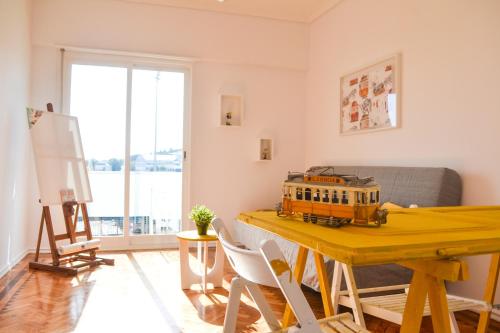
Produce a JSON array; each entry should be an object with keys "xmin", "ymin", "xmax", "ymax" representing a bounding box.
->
[{"xmin": 62, "ymin": 50, "xmax": 192, "ymax": 250}]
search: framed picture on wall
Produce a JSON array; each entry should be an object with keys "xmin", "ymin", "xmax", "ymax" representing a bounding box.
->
[{"xmin": 340, "ymin": 54, "xmax": 401, "ymax": 135}]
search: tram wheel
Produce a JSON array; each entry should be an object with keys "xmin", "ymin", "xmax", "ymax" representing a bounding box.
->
[
  {"xmin": 332, "ymin": 218, "xmax": 342, "ymax": 228},
  {"xmin": 341, "ymin": 218, "xmax": 352, "ymax": 225},
  {"xmin": 303, "ymin": 213, "xmax": 309, "ymax": 222},
  {"xmin": 311, "ymin": 215, "xmax": 318, "ymax": 224}
]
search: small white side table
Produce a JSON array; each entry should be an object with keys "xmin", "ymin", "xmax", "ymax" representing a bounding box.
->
[{"xmin": 177, "ymin": 230, "xmax": 224, "ymax": 293}]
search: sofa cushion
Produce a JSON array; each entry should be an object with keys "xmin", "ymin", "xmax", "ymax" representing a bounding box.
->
[{"xmin": 332, "ymin": 166, "xmax": 462, "ymax": 207}]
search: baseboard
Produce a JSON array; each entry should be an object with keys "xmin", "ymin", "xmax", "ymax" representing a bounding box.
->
[
  {"xmin": 0, "ymin": 249, "xmax": 30, "ymax": 279},
  {"xmin": 468, "ymin": 308, "xmax": 500, "ymax": 322},
  {"xmin": 492, "ymin": 309, "xmax": 500, "ymax": 322}
]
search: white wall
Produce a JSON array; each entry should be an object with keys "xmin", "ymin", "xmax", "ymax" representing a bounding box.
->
[
  {"xmin": 191, "ymin": 62, "xmax": 305, "ymax": 227},
  {"xmin": 306, "ymin": 0, "xmax": 500, "ymax": 303},
  {"xmin": 0, "ymin": 0, "xmax": 33, "ymax": 276},
  {"xmin": 30, "ymin": 0, "xmax": 307, "ymax": 240}
]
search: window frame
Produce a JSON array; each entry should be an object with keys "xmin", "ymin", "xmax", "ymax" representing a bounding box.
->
[{"xmin": 62, "ymin": 50, "xmax": 192, "ymax": 250}]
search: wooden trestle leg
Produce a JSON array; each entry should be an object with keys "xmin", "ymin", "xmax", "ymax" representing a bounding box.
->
[
  {"xmin": 477, "ymin": 253, "xmax": 500, "ymax": 333},
  {"xmin": 313, "ymin": 252, "xmax": 334, "ymax": 317},
  {"xmin": 400, "ymin": 259, "xmax": 469, "ymax": 333},
  {"xmin": 282, "ymin": 246, "xmax": 309, "ymax": 327}
]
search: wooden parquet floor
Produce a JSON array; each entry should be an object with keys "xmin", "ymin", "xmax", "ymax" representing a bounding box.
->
[{"xmin": 0, "ymin": 250, "xmax": 498, "ymax": 333}]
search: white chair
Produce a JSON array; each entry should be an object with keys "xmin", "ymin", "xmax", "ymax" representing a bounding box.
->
[
  {"xmin": 211, "ymin": 218, "xmax": 281, "ymax": 333},
  {"xmin": 260, "ymin": 239, "xmax": 370, "ymax": 333}
]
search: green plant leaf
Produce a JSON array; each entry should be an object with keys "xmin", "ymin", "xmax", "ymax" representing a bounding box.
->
[{"xmin": 188, "ymin": 205, "xmax": 215, "ymax": 226}]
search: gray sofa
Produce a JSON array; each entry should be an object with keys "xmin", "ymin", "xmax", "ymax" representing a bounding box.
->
[{"xmin": 234, "ymin": 166, "xmax": 462, "ymax": 291}]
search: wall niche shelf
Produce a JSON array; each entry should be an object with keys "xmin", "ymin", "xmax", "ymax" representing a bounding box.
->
[
  {"xmin": 258, "ymin": 138, "xmax": 273, "ymax": 161},
  {"xmin": 220, "ymin": 94, "xmax": 243, "ymax": 127}
]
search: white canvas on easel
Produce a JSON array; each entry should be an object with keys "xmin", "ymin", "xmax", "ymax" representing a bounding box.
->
[{"xmin": 30, "ymin": 112, "xmax": 92, "ymax": 205}]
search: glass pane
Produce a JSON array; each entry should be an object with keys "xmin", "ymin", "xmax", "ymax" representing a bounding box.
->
[
  {"xmin": 129, "ymin": 69, "xmax": 184, "ymax": 235},
  {"xmin": 70, "ymin": 64, "xmax": 127, "ymax": 236}
]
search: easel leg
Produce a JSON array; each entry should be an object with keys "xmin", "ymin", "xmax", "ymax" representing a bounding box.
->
[
  {"xmin": 477, "ymin": 253, "xmax": 500, "ymax": 333},
  {"xmin": 81, "ymin": 203, "xmax": 96, "ymax": 260},
  {"xmin": 314, "ymin": 252, "xmax": 334, "ymax": 317},
  {"xmin": 73, "ymin": 204, "xmax": 80, "ymax": 232},
  {"xmin": 43, "ymin": 206, "xmax": 60, "ymax": 266},
  {"xmin": 81, "ymin": 203, "xmax": 93, "ymax": 240},
  {"xmin": 282, "ymin": 246, "xmax": 308, "ymax": 327},
  {"xmin": 62, "ymin": 203, "xmax": 77, "ymax": 243},
  {"xmin": 401, "ymin": 271, "xmax": 429, "ymax": 333},
  {"xmin": 34, "ymin": 211, "xmax": 45, "ymax": 262}
]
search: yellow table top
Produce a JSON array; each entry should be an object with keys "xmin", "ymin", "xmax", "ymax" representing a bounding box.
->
[
  {"xmin": 176, "ymin": 229, "xmax": 218, "ymax": 241},
  {"xmin": 238, "ymin": 206, "xmax": 500, "ymax": 265}
]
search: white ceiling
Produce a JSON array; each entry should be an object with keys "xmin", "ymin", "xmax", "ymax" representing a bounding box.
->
[{"xmin": 117, "ymin": 0, "xmax": 343, "ymax": 23}]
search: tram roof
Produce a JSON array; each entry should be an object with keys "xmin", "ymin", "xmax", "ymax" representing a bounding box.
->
[{"xmin": 283, "ymin": 179, "xmax": 380, "ymax": 189}]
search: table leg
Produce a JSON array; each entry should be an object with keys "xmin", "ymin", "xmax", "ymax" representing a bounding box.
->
[
  {"xmin": 313, "ymin": 252, "xmax": 334, "ymax": 317},
  {"xmin": 282, "ymin": 246, "xmax": 309, "ymax": 327},
  {"xmin": 207, "ymin": 241, "xmax": 224, "ymax": 288},
  {"xmin": 197, "ymin": 241, "xmax": 202, "ymax": 275},
  {"xmin": 213, "ymin": 241, "xmax": 224, "ymax": 287},
  {"xmin": 477, "ymin": 253, "xmax": 500, "ymax": 333},
  {"xmin": 401, "ymin": 271, "xmax": 429, "ymax": 333},
  {"xmin": 427, "ymin": 276, "xmax": 452, "ymax": 333},
  {"xmin": 179, "ymin": 239, "xmax": 196, "ymax": 290},
  {"xmin": 342, "ymin": 263, "xmax": 366, "ymax": 327},
  {"xmin": 331, "ymin": 261, "xmax": 342, "ymax": 314},
  {"xmin": 203, "ymin": 241, "xmax": 208, "ymax": 293}
]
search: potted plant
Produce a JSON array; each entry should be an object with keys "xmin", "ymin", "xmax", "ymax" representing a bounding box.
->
[{"xmin": 189, "ymin": 205, "xmax": 215, "ymax": 235}]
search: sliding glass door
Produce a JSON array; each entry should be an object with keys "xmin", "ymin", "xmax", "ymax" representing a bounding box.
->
[
  {"xmin": 64, "ymin": 53, "xmax": 190, "ymax": 248},
  {"xmin": 129, "ymin": 69, "xmax": 184, "ymax": 235},
  {"xmin": 70, "ymin": 64, "xmax": 127, "ymax": 236}
]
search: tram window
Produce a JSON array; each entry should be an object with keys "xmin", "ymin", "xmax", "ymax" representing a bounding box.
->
[
  {"xmin": 323, "ymin": 190, "xmax": 329, "ymax": 202},
  {"xmin": 305, "ymin": 188, "xmax": 311, "ymax": 201},
  {"xmin": 356, "ymin": 192, "xmax": 361, "ymax": 203},
  {"xmin": 370, "ymin": 192, "xmax": 376, "ymax": 203},
  {"xmin": 342, "ymin": 191, "xmax": 348, "ymax": 204},
  {"xmin": 296, "ymin": 188, "xmax": 303, "ymax": 200},
  {"xmin": 361, "ymin": 192, "xmax": 367, "ymax": 204},
  {"xmin": 332, "ymin": 190, "xmax": 339, "ymax": 204},
  {"xmin": 314, "ymin": 189, "xmax": 320, "ymax": 202},
  {"xmin": 376, "ymin": 191, "xmax": 380, "ymax": 202}
]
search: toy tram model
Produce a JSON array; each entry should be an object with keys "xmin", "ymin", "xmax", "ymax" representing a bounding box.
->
[{"xmin": 277, "ymin": 166, "xmax": 388, "ymax": 227}]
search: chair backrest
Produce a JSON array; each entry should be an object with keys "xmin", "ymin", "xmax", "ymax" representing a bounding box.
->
[
  {"xmin": 260, "ymin": 239, "xmax": 323, "ymax": 333},
  {"xmin": 211, "ymin": 218, "xmax": 278, "ymax": 288}
]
